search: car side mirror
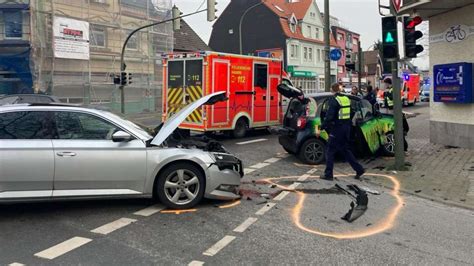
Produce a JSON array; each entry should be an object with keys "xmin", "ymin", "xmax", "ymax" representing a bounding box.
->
[{"xmin": 112, "ymin": 131, "xmax": 133, "ymax": 142}]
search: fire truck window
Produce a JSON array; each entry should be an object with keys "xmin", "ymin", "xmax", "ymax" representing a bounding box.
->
[{"xmin": 254, "ymin": 64, "xmax": 268, "ymax": 89}]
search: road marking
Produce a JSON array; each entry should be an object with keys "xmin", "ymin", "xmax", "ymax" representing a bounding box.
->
[
  {"xmin": 188, "ymin": 261, "xmax": 205, "ymax": 266},
  {"xmin": 250, "ymin": 163, "xmax": 270, "ymax": 169},
  {"xmin": 133, "ymin": 204, "xmax": 165, "ymax": 217},
  {"xmin": 307, "ymin": 168, "xmax": 318, "ymax": 174},
  {"xmin": 9, "ymin": 263, "xmax": 25, "ymax": 266},
  {"xmin": 264, "ymin": 157, "xmax": 281, "ymax": 163},
  {"xmin": 298, "ymin": 174, "xmax": 310, "ymax": 181},
  {"xmin": 91, "ymin": 218, "xmax": 137, "ymax": 235},
  {"xmin": 203, "ymin": 235, "xmax": 236, "ymax": 256},
  {"xmin": 274, "ymin": 191, "xmax": 290, "ymax": 201},
  {"xmin": 233, "ymin": 217, "xmax": 258, "ymax": 233},
  {"xmin": 236, "ymin": 138, "xmax": 267, "ymax": 145},
  {"xmin": 255, "ymin": 202, "xmax": 276, "ymax": 215},
  {"xmin": 287, "ymin": 182, "xmax": 301, "ymax": 190},
  {"xmin": 277, "ymin": 153, "xmax": 290, "ymax": 158},
  {"xmin": 244, "ymin": 168, "xmax": 256, "ymax": 174},
  {"xmin": 34, "ymin": 237, "xmax": 92, "ymax": 260}
]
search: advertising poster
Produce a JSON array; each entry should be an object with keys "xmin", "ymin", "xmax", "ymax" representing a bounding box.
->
[{"xmin": 53, "ymin": 17, "xmax": 90, "ymax": 60}]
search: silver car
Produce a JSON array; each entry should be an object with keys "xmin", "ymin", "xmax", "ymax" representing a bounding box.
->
[{"xmin": 0, "ymin": 92, "xmax": 242, "ymax": 209}]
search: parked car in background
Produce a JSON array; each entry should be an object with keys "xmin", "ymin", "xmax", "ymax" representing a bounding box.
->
[
  {"xmin": 272, "ymin": 84, "xmax": 409, "ymax": 164},
  {"xmin": 420, "ymin": 84, "xmax": 430, "ymax": 102},
  {"xmin": 0, "ymin": 92, "xmax": 243, "ymax": 209},
  {"xmin": 0, "ymin": 94, "xmax": 61, "ymax": 106}
]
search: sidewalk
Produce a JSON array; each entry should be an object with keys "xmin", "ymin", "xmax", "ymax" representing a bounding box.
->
[{"xmin": 341, "ymin": 138, "xmax": 474, "ymax": 209}]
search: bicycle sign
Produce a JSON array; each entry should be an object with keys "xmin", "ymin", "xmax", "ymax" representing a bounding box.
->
[{"xmin": 445, "ymin": 25, "xmax": 467, "ymax": 43}]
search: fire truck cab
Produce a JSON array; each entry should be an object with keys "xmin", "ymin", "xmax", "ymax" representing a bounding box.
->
[{"xmin": 162, "ymin": 51, "xmax": 288, "ymax": 138}]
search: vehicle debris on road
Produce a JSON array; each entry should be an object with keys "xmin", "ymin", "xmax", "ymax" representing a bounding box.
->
[{"xmin": 335, "ymin": 184, "xmax": 369, "ymax": 222}]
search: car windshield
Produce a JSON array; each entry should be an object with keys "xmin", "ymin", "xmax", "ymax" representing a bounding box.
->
[{"xmin": 102, "ymin": 111, "xmax": 154, "ymax": 138}]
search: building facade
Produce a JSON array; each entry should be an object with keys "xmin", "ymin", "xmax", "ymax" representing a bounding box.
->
[
  {"xmin": 331, "ymin": 23, "xmax": 360, "ymax": 84},
  {"xmin": 0, "ymin": 0, "xmax": 174, "ymax": 114},
  {"xmin": 400, "ymin": 0, "xmax": 474, "ymax": 148},
  {"xmin": 209, "ymin": 0, "xmax": 338, "ymax": 93}
]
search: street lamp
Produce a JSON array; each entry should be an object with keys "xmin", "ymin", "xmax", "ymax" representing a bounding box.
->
[{"xmin": 239, "ymin": 1, "xmax": 264, "ymax": 55}]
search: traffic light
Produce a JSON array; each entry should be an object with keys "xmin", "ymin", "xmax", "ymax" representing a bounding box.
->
[
  {"xmin": 120, "ymin": 71, "xmax": 127, "ymax": 86},
  {"xmin": 345, "ymin": 62, "xmax": 356, "ymax": 72},
  {"xmin": 127, "ymin": 73, "xmax": 133, "ymax": 85},
  {"xmin": 381, "ymin": 16, "xmax": 398, "ymax": 60},
  {"xmin": 403, "ymin": 16, "xmax": 424, "ymax": 58},
  {"xmin": 207, "ymin": 0, "xmax": 217, "ymax": 22},
  {"xmin": 172, "ymin": 5, "xmax": 183, "ymax": 31}
]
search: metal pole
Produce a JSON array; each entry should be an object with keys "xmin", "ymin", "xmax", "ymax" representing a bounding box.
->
[
  {"xmin": 324, "ymin": 0, "xmax": 331, "ymax": 92},
  {"xmin": 392, "ymin": 60, "xmax": 405, "ymax": 169},
  {"xmin": 358, "ymin": 40, "xmax": 362, "ymax": 90},
  {"xmin": 119, "ymin": 9, "xmax": 207, "ymax": 113},
  {"xmin": 239, "ymin": 2, "xmax": 263, "ymax": 55}
]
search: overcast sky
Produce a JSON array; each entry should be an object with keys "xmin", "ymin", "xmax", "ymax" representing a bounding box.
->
[{"xmin": 172, "ymin": 0, "xmax": 428, "ymax": 69}]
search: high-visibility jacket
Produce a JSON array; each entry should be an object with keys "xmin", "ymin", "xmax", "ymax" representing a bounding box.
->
[
  {"xmin": 385, "ymin": 87, "xmax": 394, "ymax": 108},
  {"xmin": 335, "ymin": 95, "xmax": 351, "ymax": 120}
]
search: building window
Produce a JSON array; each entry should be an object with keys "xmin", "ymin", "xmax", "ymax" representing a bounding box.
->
[
  {"xmin": 289, "ymin": 15, "xmax": 298, "ymax": 33},
  {"xmin": 315, "ymin": 28, "xmax": 320, "ymax": 39},
  {"xmin": 90, "ymin": 25, "xmax": 106, "ymax": 48},
  {"xmin": 337, "ymin": 33, "xmax": 344, "ymax": 41},
  {"xmin": 317, "ymin": 49, "xmax": 321, "ymax": 62},
  {"xmin": 353, "ymin": 37, "xmax": 358, "ymax": 45},
  {"xmin": 303, "ymin": 47, "xmax": 308, "ymax": 60},
  {"xmin": 307, "ymin": 25, "xmax": 311, "ymax": 38},
  {"xmin": 4, "ymin": 11, "xmax": 23, "ymax": 39},
  {"xmin": 126, "ymin": 30, "xmax": 139, "ymax": 50},
  {"xmin": 308, "ymin": 48, "xmax": 313, "ymax": 61},
  {"xmin": 290, "ymin": 44, "xmax": 299, "ymax": 58},
  {"xmin": 338, "ymin": 66, "xmax": 344, "ymax": 74}
]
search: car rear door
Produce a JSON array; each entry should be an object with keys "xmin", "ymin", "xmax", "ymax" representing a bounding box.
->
[
  {"xmin": 51, "ymin": 110, "xmax": 147, "ymax": 197},
  {"xmin": 0, "ymin": 110, "xmax": 54, "ymax": 199}
]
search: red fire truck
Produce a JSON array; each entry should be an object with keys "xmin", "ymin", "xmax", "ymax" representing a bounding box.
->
[{"xmin": 162, "ymin": 51, "xmax": 288, "ymax": 138}]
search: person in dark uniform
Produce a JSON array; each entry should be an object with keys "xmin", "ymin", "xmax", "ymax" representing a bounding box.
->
[{"xmin": 317, "ymin": 83, "xmax": 365, "ymax": 181}]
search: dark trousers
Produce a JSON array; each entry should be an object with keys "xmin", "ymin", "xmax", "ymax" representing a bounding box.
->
[{"xmin": 324, "ymin": 123, "xmax": 364, "ymax": 177}]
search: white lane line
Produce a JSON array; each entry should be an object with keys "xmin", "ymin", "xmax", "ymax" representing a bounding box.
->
[
  {"xmin": 264, "ymin": 157, "xmax": 281, "ymax": 163},
  {"xmin": 233, "ymin": 217, "xmax": 258, "ymax": 233},
  {"xmin": 307, "ymin": 168, "xmax": 318, "ymax": 174},
  {"xmin": 298, "ymin": 174, "xmax": 310, "ymax": 181},
  {"xmin": 203, "ymin": 235, "xmax": 236, "ymax": 256},
  {"xmin": 274, "ymin": 191, "xmax": 290, "ymax": 201},
  {"xmin": 133, "ymin": 204, "xmax": 165, "ymax": 217},
  {"xmin": 91, "ymin": 218, "xmax": 137, "ymax": 235},
  {"xmin": 244, "ymin": 168, "xmax": 256, "ymax": 174},
  {"xmin": 34, "ymin": 237, "xmax": 92, "ymax": 260},
  {"xmin": 9, "ymin": 263, "xmax": 25, "ymax": 266},
  {"xmin": 276, "ymin": 153, "xmax": 290, "ymax": 158},
  {"xmin": 255, "ymin": 202, "xmax": 276, "ymax": 215},
  {"xmin": 287, "ymin": 182, "xmax": 301, "ymax": 190},
  {"xmin": 250, "ymin": 163, "xmax": 270, "ymax": 169},
  {"xmin": 236, "ymin": 138, "xmax": 267, "ymax": 145},
  {"xmin": 188, "ymin": 261, "xmax": 205, "ymax": 266}
]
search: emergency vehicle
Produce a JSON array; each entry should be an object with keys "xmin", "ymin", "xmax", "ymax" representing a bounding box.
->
[
  {"xmin": 402, "ymin": 74, "xmax": 420, "ymax": 106},
  {"xmin": 162, "ymin": 51, "xmax": 289, "ymax": 138}
]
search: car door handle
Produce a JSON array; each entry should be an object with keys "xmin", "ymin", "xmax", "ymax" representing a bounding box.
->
[{"xmin": 57, "ymin": 152, "xmax": 77, "ymax": 157}]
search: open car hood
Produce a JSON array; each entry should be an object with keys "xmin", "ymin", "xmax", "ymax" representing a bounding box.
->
[
  {"xmin": 277, "ymin": 83, "xmax": 304, "ymax": 99},
  {"xmin": 151, "ymin": 91, "xmax": 227, "ymax": 146}
]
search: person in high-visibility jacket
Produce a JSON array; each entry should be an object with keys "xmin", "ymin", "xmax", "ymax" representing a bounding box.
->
[
  {"xmin": 383, "ymin": 78, "xmax": 394, "ymax": 110},
  {"xmin": 318, "ymin": 83, "xmax": 365, "ymax": 181}
]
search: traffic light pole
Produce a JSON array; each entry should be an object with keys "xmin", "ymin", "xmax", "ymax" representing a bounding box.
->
[
  {"xmin": 118, "ymin": 9, "xmax": 206, "ymax": 114},
  {"xmin": 324, "ymin": 0, "xmax": 331, "ymax": 92},
  {"xmin": 358, "ymin": 40, "xmax": 362, "ymax": 90},
  {"xmin": 391, "ymin": 59, "xmax": 405, "ymax": 170}
]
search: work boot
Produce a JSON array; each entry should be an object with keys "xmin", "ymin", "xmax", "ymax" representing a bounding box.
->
[
  {"xmin": 320, "ymin": 175, "xmax": 334, "ymax": 181},
  {"xmin": 354, "ymin": 170, "xmax": 365, "ymax": 180}
]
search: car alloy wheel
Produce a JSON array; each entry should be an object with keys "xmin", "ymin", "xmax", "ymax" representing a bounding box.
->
[
  {"xmin": 156, "ymin": 163, "xmax": 205, "ymax": 209},
  {"xmin": 299, "ymin": 139, "xmax": 325, "ymax": 165}
]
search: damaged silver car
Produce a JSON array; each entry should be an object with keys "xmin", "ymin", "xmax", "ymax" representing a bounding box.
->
[{"xmin": 0, "ymin": 92, "xmax": 243, "ymax": 209}]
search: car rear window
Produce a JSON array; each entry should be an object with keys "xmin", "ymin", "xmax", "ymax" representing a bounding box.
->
[{"xmin": 0, "ymin": 111, "xmax": 53, "ymax": 139}]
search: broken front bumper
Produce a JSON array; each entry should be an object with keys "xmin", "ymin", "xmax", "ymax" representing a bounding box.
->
[{"xmin": 204, "ymin": 153, "xmax": 243, "ymax": 200}]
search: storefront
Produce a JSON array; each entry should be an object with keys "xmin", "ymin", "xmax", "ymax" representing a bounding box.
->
[{"xmin": 400, "ymin": 0, "xmax": 474, "ymax": 148}]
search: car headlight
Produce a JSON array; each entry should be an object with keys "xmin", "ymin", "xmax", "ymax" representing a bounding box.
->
[{"xmin": 211, "ymin": 152, "xmax": 244, "ymax": 177}]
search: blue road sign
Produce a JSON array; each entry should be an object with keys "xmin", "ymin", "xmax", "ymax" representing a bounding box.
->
[{"xmin": 330, "ymin": 49, "xmax": 342, "ymax": 61}]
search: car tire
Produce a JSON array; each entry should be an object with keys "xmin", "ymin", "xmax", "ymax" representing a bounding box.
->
[
  {"xmin": 382, "ymin": 132, "xmax": 396, "ymax": 156},
  {"xmin": 156, "ymin": 163, "xmax": 205, "ymax": 209},
  {"xmin": 283, "ymin": 147, "xmax": 295, "ymax": 154},
  {"xmin": 298, "ymin": 138, "xmax": 326, "ymax": 165},
  {"xmin": 233, "ymin": 118, "xmax": 248, "ymax": 138}
]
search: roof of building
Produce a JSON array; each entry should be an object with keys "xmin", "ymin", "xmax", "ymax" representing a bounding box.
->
[
  {"xmin": 263, "ymin": 0, "xmax": 339, "ymax": 47},
  {"xmin": 174, "ymin": 20, "xmax": 211, "ymax": 52}
]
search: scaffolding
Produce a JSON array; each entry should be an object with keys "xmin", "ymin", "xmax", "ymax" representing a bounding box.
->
[{"xmin": 28, "ymin": 0, "xmax": 173, "ymax": 114}]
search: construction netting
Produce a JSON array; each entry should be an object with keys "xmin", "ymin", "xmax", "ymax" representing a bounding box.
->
[{"xmin": 27, "ymin": 0, "xmax": 173, "ymax": 114}]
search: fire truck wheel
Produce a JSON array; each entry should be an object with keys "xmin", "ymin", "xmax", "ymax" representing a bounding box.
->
[{"xmin": 233, "ymin": 118, "xmax": 248, "ymax": 138}]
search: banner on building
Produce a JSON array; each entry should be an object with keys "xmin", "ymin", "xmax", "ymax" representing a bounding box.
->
[
  {"xmin": 256, "ymin": 48, "xmax": 284, "ymax": 61},
  {"xmin": 430, "ymin": 24, "xmax": 474, "ymax": 44},
  {"xmin": 53, "ymin": 17, "xmax": 90, "ymax": 60}
]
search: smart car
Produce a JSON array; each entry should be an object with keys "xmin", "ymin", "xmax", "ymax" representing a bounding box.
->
[
  {"xmin": 0, "ymin": 92, "xmax": 242, "ymax": 209},
  {"xmin": 273, "ymin": 84, "xmax": 408, "ymax": 165}
]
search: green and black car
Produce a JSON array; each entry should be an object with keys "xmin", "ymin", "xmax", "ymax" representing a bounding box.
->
[{"xmin": 274, "ymin": 84, "xmax": 409, "ymax": 165}]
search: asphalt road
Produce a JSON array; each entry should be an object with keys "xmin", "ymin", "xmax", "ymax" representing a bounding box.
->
[{"xmin": 2, "ymin": 102, "xmax": 473, "ymax": 265}]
